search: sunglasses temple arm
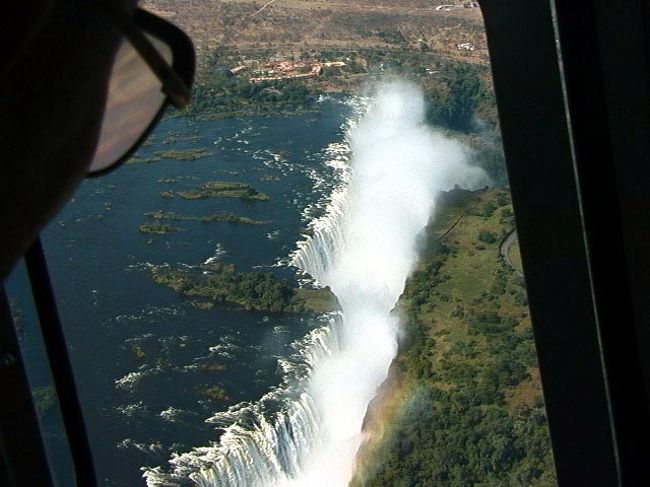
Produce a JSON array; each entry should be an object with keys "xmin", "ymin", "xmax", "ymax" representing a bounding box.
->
[{"xmin": 94, "ymin": 2, "xmax": 191, "ymax": 108}]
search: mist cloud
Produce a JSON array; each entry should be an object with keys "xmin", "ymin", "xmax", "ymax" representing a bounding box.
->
[
  {"xmin": 291, "ymin": 79, "xmax": 489, "ymax": 485},
  {"xmin": 145, "ymin": 78, "xmax": 490, "ymax": 487}
]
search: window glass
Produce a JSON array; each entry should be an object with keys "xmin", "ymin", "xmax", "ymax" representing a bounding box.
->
[
  {"xmin": 5, "ymin": 264, "xmax": 75, "ymax": 486},
  {"xmin": 10, "ymin": 1, "xmax": 556, "ymax": 485}
]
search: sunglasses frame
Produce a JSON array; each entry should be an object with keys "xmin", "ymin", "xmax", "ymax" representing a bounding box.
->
[{"xmin": 87, "ymin": 8, "xmax": 195, "ymax": 177}]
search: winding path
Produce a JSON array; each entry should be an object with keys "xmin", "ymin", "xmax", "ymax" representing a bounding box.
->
[
  {"xmin": 500, "ymin": 229, "xmax": 523, "ymax": 277},
  {"xmin": 250, "ymin": 0, "xmax": 280, "ymax": 17}
]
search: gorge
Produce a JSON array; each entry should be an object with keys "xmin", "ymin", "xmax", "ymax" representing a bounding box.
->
[{"xmin": 144, "ymin": 79, "xmax": 488, "ymax": 486}]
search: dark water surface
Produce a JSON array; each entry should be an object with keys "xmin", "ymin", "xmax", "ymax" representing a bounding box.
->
[{"xmin": 8, "ymin": 101, "xmax": 350, "ymax": 486}]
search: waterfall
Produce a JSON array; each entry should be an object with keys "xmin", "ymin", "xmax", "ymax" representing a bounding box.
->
[
  {"xmin": 143, "ymin": 318, "xmax": 342, "ymax": 487},
  {"xmin": 144, "ymin": 79, "xmax": 488, "ymax": 487},
  {"xmin": 293, "ymin": 183, "xmax": 349, "ymax": 286}
]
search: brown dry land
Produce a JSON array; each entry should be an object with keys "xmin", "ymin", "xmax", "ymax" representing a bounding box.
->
[{"xmin": 143, "ymin": 0, "xmax": 489, "ymax": 75}]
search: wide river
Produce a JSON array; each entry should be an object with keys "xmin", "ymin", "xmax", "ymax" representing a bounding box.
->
[{"xmin": 8, "ymin": 98, "xmax": 353, "ymax": 486}]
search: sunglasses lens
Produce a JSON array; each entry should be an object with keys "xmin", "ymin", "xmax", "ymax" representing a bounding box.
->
[{"xmin": 88, "ymin": 35, "xmax": 172, "ymax": 174}]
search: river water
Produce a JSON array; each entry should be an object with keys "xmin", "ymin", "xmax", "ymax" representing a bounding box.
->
[{"xmin": 8, "ymin": 98, "xmax": 352, "ymax": 486}]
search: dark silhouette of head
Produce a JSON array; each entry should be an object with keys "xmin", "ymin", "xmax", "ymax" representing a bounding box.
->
[{"xmin": 0, "ymin": 0, "xmax": 137, "ymax": 282}]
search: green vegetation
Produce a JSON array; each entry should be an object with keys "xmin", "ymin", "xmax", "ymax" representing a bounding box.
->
[
  {"xmin": 154, "ymin": 148, "xmax": 213, "ymax": 160},
  {"xmin": 199, "ymin": 364, "xmax": 228, "ymax": 372},
  {"xmin": 508, "ymin": 242, "xmax": 523, "ymax": 274},
  {"xmin": 138, "ymin": 222, "xmax": 182, "ymax": 234},
  {"xmin": 186, "ymin": 47, "xmax": 496, "ymax": 127},
  {"xmin": 351, "ymin": 189, "xmax": 554, "ymax": 486},
  {"xmin": 191, "ymin": 301, "xmax": 214, "ymax": 310},
  {"xmin": 131, "ymin": 345, "xmax": 146, "ymax": 360},
  {"xmin": 163, "ymin": 181, "xmax": 271, "ymax": 201},
  {"xmin": 32, "ymin": 386, "xmax": 56, "ymax": 419},
  {"xmin": 159, "ymin": 176, "xmax": 200, "ymax": 184},
  {"xmin": 424, "ymin": 63, "xmax": 496, "ymax": 132},
  {"xmin": 293, "ymin": 287, "xmax": 340, "ymax": 315},
  {"xmin": 478, "ymin": 229, "xmax": 498, "ymax": 244},
  {"xmin": 162, "ymin": 131, "xmax": 201, "ymax": 144},
  {"xmin": 186, "ymin": 73, "xmax": 319, "ymax": 120},
  {"xmin": 144, "ymin": 210, "xmax": 268, "ymax": 225},
  {"xmin": 469, "ymin": 140, "xmax": 508, "ymax": 188},
  {"xmin": 200, "ymin": 385, "xmax": 229, "ymax": 402},
  {"xmin": 199, "ymin": 363, "xmax": 227, "ymax": 372},
  {"xmin": 127, "ymin": 148, "xmax": 212, "ymax": 165},
  {"xmin": 184, "ymin": 46, "xmax": 506, "ymax": 183},
  {"xmin": 149, "ymin": 262, "xmax": 338, "ymax": 315}
]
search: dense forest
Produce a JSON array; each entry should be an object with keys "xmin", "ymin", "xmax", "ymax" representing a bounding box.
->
[
  {"xmin": 186, "ymin": 46, "xmax": 496, "ymax": 127},
  {"xmin": 185, "ymin": 74, "xmax": 319, "ymax": 120},
  {"xmin": 350, "ymin": 189, "xmax": 555, "ymax": 486},
  {"xmin": 179, "ymin": 45, "xmax": 507, "ymax": 185}
]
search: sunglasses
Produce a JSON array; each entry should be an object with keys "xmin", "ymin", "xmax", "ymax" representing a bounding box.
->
[{"xmin": 88, "ymin": 4, "xmax": 195, "ymax": 176}]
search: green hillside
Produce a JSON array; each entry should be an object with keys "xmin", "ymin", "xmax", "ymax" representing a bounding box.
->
[{"xmin": 351, "ymin": 188, "xmax": 556, "ymax": 486}]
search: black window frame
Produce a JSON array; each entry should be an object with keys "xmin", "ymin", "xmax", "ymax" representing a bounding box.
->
[
  {"xmin": 482, "ymin": 0, "xmax": 650, "ymax": 484},
  {"xmin": 4, "ymin": 0, "xmax": 650, "ymax": 484}
]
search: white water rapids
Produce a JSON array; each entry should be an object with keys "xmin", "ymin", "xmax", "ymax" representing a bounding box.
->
[{"xmin": 144, "ymin": 79, "xmax": 488, "ymax": 487}]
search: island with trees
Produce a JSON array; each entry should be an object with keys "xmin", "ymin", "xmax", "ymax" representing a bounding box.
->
[
  {"xmin": 144, "ymin": 210, "xmax": 269, "ymax": 225},
  {"xmin": 149, "ymin": 262, "xmax": 339, "ymax": 316},
  {"xmin": 162, "ymin": 180, "xmax": 271, "ymax": 201}
]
